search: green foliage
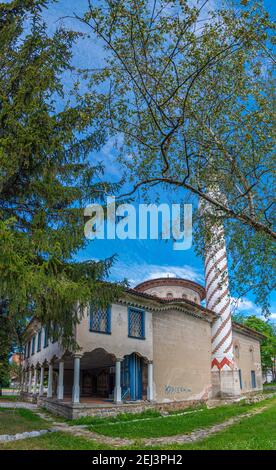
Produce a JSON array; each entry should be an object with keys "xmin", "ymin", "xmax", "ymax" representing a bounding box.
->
[
  {"xmin": 0, "ymin": 314, "xmax": 12, "ymax": 388},
  {"xmin": 9, "ymin": 360, "xmax": 21, "ymax": 383},
  {"xmin": 0, "ymin": 1, "xmax": 122, "ymax": 349},
  {"xmin": 78, "ymin": 0, "xmax": 275, "ymax": 312},
  {"xmin": 233, "ymin": 314, "xmax": 276, "ymax": 374}
]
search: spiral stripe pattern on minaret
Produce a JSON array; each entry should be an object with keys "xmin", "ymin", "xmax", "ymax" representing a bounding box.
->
[{"xmin": 205, "ymin": 225, "xmax": 234, "ymax": 370}]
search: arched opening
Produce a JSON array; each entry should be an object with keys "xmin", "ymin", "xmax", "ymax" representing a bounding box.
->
[
  {"xmin": 121, "ymin": 353, "xmax": 148, "ymax": 401},
  {"xmin": 77, "ymin": 349, "xmax": 116, "ymax": 401},
  {"xmin": 40, "ymin": 349, "xmax": 150, "ymax": 404},
  {"xmin": 166, "ymin": 292, "xmax": 173, "ymax": 299}
]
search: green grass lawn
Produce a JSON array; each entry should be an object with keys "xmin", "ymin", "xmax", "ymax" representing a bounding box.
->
[
  {"xmin": 0, "ymin": 395, "xmax": 20, "ymax": 401},
  {"xmin": 0, "ymin": 431, "xmax": 112, "ymax": 450},
  {"xmin": 146, "ymin": 400, "xmax": 276, "ymax": 450},
  {"xmin": 0, "ymin": 408, "xmax": 51, "ymax": 435},
  {"xmin": 70, "ymin": 409, "xmax": 164, "ymax": 426},
  {"xmin": 69, "ymin": 404, "xmax": 204, "ymax": 427},
  {"xmin": 0, "ymin": 397, "xmax": 275, "ymax": 450},
  {"xmin": 89, "ymin": 399, "xmax": 273, "ymax": 439}
]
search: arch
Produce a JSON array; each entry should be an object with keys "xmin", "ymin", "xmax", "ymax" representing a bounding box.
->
[
  {"xmin": 45, "ymin": 354, "xmax": 59, "ymax": 367},
  {"xmin": 166, "ymin": 292, "xmax": 173, "ymax": 299},
  {"xmin": 249, "ymin": 346, "xmax": 254, "ymax": 361},
  {"xmin": 124, "ymin": 350, "xmax": 150, "ymax": 363},
  {"xmin": 234, "ymin": 344, "xmax": 240, "ymax": 358},
  {"xmin": 82, "ymin": 347, "xmax": 116, "ymax": 361},
  {"xmin": 81, "ymin": 348, "xmax": 116, "ymax": 368}
]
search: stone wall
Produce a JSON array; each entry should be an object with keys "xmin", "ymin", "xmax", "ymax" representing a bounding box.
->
[
  {"xmin": 38, "ymin": 397, "xmax": 206, "ymax": 420},
  {"xmin": 152, "ymin": 309, "xmax": 212, "ymax": 402},
  {"xmin": 233, "ymin": 331, "xmax": 263, "ymax": 393}
]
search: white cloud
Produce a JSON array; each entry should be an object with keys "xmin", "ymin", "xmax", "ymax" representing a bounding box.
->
[
  {"xmin": 231, "ymin": 297, "xmax": 276, "ymax": 323},
  {"xmin": 110, "ymin": 261, "xmax": 204, "ymax": 287},
  {"xmin": 231, "ymin": 297, "xmax": 262, "ymax": 315}
]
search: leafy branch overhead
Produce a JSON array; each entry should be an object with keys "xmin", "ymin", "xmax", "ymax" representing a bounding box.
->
[{"xmin": 72, "ymin": 0, "xmax": 275, "ymax": 312}]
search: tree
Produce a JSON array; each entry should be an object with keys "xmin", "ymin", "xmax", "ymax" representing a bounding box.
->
[
  {"xmin": 0, "ymin": 0, "xmax": 122, "ymax": 360},
  {"xmin": 233, "ymin": 315, "xmax": 276, "ymax": 380},
  {"xmin": 73, "ymin": 0, "xmax": 275, "ymax": 312},
  {"xmin": 0, "ymin": 313, "xmax": 11, "ymax": 393}
]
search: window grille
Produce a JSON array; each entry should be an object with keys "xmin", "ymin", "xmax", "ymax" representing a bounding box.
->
[
  {"xmin": 44, "ymin": 326, "xmax": 49, "ymax": 348},
  {"xmin": 90, "ymin": 305, "xmax": 111, "ymax": 334},
  {"xmin": 37, "ymin": 330, "xmax": 42, "ymax": 352},
  {"xmin": 128, "ymin": 308, "xmax": 145, "ymax": 339},
  {"xmin": 31, "ymin": 336, "xmax": 35, "ymax": 355}
]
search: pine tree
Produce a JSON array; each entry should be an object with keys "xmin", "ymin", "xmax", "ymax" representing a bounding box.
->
[{"xmin": 0, "ymin": 0, "xmax": 121, "ymax": 367}]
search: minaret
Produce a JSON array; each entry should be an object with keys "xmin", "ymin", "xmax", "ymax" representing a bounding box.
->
[{"xmin": 203, "ymin": 201, "xmax": 241, "ymax": 397}]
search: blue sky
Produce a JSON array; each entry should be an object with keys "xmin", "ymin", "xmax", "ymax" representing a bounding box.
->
[{"xmin": 36, "ymin": 0, "xmax": 276, "ymax": 320}]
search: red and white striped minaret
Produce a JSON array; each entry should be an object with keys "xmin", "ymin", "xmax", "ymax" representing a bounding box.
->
[
  {"xmin": 201, "ymin": 191, "xmax": 240, "ymax": 397},
  {"xmin": 204, "ymin": 224, "xmax": 234, "ymax": 371}
]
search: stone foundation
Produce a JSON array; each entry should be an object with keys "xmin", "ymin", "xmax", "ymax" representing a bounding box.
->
[
  {"xmin": 38, "ymin": 397, "xmax": 206, "ymax": 420},
  {"xmin": 211, "ymin": 370, "xmax": 241, "ymax": 398},
  {"xmin": 20, "ymin": 392, "xmax": 38, "ymax": 404}
]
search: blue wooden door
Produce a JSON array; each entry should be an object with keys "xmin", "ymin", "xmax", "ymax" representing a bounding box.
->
[
  {"xmin": 251, "ymin": 370, "xmax": 256, "ymax": 388},
  {"xmin": 129, "ymin": 353, "xmax": 142, "ymax": 400}
]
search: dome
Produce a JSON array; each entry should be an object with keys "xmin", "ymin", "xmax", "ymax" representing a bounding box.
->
[{"xmin": 134, "ymin": 278, "xmax": 205, "ymax": 305}]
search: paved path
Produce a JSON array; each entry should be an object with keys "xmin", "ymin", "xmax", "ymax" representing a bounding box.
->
[
  {"xmin": 144, "ymin": 405, "xmax": 268, "ymax": 446},
  {"xmin": 0, "ymin": 430, "xmax": 51, "ymax": 443},
  {"xmin": 52, "ymin": 423, "xmax": 133, "ymax": 447},
  {"xmin": 0, "ymin": 401, "xmax": 37, "ymax": 410}
]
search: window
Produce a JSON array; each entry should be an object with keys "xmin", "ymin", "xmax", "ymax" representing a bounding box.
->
[
  {"xmin": 238, "ymin": 369, "xmax": 242, "ymax": 389},
  {"xmin": 90, "ymin": 305, "xmax": 111, "ymax": 334},
  {"xmin": 52, "ymin": 324, "xmax": 59, "ymax": 343},
  {"xmin": 182, "ymin": 293, "xmax": 187, "ymax": 299},
  {"xmin": 251, "ymin": 370, "xmax": 256, "ymax": 389},
  {"xmin": 44, "ymin": 326, "xmax": 49, "ymax": 348},
  {"xmin": 37, "ymin": 330, "xmax": 41, "ymax": 352},
  {"xmin": 234, "ymin": 344, "xmax": 240, "ymax": 358},
  {"xmin": 166, "ymin": 292, "xmax": 173, "ymax": 299},
  {"xmin": 31, "ymin": 336, "xmax": 35, "ymax": 355},
  {"xmin": 128, "ymin": 307, "xmax": 145, "ymax": 339},
  {"xmin": 27, "ymin": 341, "xmax": 31, "ymax": 358},
  {"xmin": 249, "ymin": 347, "xmax": 254, "ymax": 362}
]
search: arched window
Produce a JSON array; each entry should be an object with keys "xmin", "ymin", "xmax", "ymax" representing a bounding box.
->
[
  {"xmin": 166, "ymin": 292, "xmax": 173, "ymax": 299},
  {"xmin": 249, "ymin": 346, "xmax": 254, "ymax": 362},
  {"xmin": 234, "ymin": 344, "xmax": 240, "ymax": 358},
  {"xmin": 182, "ymin": 293, "xmax": 187, "ymax": 299}
]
